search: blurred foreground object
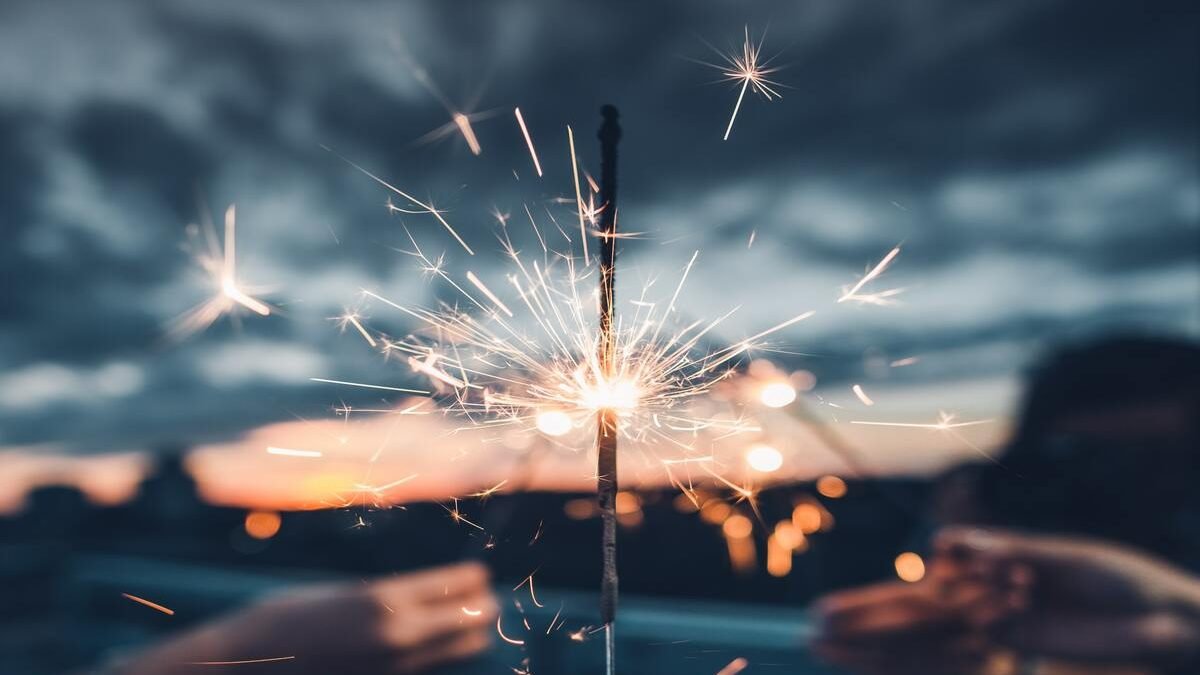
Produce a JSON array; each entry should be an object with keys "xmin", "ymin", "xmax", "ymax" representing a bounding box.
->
[{"xmin": 114, "ymin": 562, "xmax": 497, "ymax": 675}]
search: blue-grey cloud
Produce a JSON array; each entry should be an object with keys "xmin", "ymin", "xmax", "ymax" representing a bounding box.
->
[{"xmin": 0, "ymin": 0, "xmax": 1196, "ymax": 452}]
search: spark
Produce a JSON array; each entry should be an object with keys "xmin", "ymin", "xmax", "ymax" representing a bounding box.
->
[
  {"xmin": 353, "ymin": 474, "xmax": 419, "ymax": 493},
  {"xmin": 660, "ymin": 455, "xmax": 714, "ymax": 465},
  {"xmin": 218, "ymin": 206, "xmax": 271, "ymax": 316},
  {"xmin": 469, "ymin": 479, "xmax": 509, "ymax": 499},
  {"xmin": 309, "ymin": 377, "xmax": 429, "ymax": 395},
  {"xmin": 362, "ymin": 238, "xmax": 813, "ymax": 461},
  {"xmin": 452, "ymin": 113, "xmax": 483, "ymax": 155},
  {"xmin": 890, "ymin": 356, "xmax": 919, "ymax": 367},
  {"xmin": 467, "ymin": 271, "xmax": 515, "ymax": 317},
  {"xmin": 702, "ymin": 26, "xmax": 783, "ymax": 141},
  {"xmin": 171, "ymin": 205, "xmax": 272, "ymax": 338},
  {"xmin": 850, "ymin": 411, "xmax": 993, "ymax": 430},
  {"xmin": 443, "ymin": 498, "xmax": 484, "ymax": 530},
  {"xmin": 838, "ymin": 246, "xmax": 902, "ymax": 304},
  {"xmin": 121, "ymin": 593, "xmax": 175, "ymax": 616},
  {"xmin": 496, "ymin": 614, "xmax": 526, "ymax": 646},
  {"xmin": 395, "ymin": 46, "xmax": 492, "ymax": 159},
  {"xmin": 746, "ymin": 229, "xmax": 757, "ymax": 249},
  {"xmin": 184, "ymin": 657, "xmax": 296, "ymax": 666},
  {"xmin": 266, "ymin": 446, "xmax": 323, "ymax": 459},
  {"xmin": 851, "ymin": 384, "xmax": 875, "ymax": 406},
  {"xmin": 461, "ymin": 606, "xmax": 483, "ymax": 617},
  {"xmin": 567, "ymin": 125, "xmax": 589, "ymax": 263},
  {"xmin": 514, "ymin": 107, "xmax": 543, "ymax": 177},
  {"xmin": 336, "ymin": 311, "xmax": 377, "ymax": 347},
  {"xmin": 852, "ymin": 411, "xmax": 1001, "ymax": 464},
  {"xmin": 322, "ymin": 145, "xmax": 475, "ymax": 255},
  {"xmin": 513, "ymin": 573, "xmax": 544, "ymax": 608}
]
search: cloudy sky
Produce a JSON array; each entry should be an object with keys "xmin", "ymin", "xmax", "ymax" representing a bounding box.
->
[{"xmin": 0, "ymin": 0, "xmax": 1196, "ymax": 487}]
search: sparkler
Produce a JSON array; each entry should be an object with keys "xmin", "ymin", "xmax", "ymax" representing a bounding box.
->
[
  {"xmin": 334, "ymin": 107, "xmax": 820, "ymax": 669},
  {"xmin": 595, "ymin": 104, "xmax": 621, "ymax": 675}
]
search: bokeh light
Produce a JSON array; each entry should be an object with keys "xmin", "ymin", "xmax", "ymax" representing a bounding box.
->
[
  {"xmin": 745, "ymin": 443, "xmax": 784, "ymax": 472},
  {"xmin": 535, "ymin": 410, "xmax": 573, "ymax": 436},
  {"xmin": 816, "ymin": 475, "xmax": 847, "ymax": 499},
  {"xmin": 894, "ymin": 552, "xmax": 926, "ymax": 582},
  {"xmin": 758, "ymin": 382, "xmax": 797, "ymax": 408},
  {"xmin": 244, "ymin": 510, "xmax": 282, "ymax": 540}
]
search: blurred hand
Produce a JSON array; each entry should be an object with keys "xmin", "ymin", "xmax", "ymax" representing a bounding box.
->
[
  {"xmin": 936, "ymin": 527, "xmax": 1200, "ymax": 669},
  {"xmin": 121, "ymin": 562, "xmax": 498, "ymax": 675},
  {"xmin": 811, "ymin": 575, "xmax": 1019, "ymax": 675}
]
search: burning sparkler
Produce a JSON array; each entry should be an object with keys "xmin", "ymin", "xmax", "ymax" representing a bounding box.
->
[
  {"xmin": 595, "ymin": 104, "xmax": 621, "ymax": 674},
  {"xmin": 699, "ymin": 26, "xmax": 784, "ymax": 141},
  {"xmin": 326, "ymin": 106, "xmax": 818, "ymax": 668}
]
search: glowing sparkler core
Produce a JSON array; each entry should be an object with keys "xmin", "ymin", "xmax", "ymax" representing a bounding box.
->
[{"xmin": 578, "ymin": 377, "xmax": 640, "ymax": 413}]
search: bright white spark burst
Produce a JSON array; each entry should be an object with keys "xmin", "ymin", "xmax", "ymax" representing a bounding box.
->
[
  {"xmin": 314, "ymin": 125, "xmax": 820, "ymax": 498},
  {"xmin": 171, "ymin": 204, "xmax": 272, "ymax": 338},
  {"xmin": 701, "ymin": 26, "xmax": 784, "ymax": 141},
  {"xmin": 358, "ymin": 228, "xmax": 815, "ymax": 470}
]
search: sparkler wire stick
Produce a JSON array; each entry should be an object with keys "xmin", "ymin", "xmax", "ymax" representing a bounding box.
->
[{"xmin": 596, "ymin": 104, "xmax": 621, "ymax": 675}]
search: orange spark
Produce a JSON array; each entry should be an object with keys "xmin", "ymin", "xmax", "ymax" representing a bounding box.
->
[
  {"xmin": 497, "ymin": 614, "xmax": 525, "ymax": 646},
  {"xmin": 122, "ymin": 593, "xmax": 175, "ymax": 616}
]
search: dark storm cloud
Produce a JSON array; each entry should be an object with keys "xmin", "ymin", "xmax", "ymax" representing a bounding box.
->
[{"xmin": 0, "ymin": 0, "xmax": 1196, "ymax": 451}]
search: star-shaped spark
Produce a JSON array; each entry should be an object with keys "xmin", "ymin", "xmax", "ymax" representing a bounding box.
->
[
  {"xmin": 171, "ymin": 204, "xmax": 272, "ymax": 339},
  {"xmin": 705, "ymin": 26, "xmax": 784, "ymax": 141}
]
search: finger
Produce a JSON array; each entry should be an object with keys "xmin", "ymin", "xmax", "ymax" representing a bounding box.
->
[
  {"xmin": 936, "ymin": 527, "xmax": 1099, "ymax": 573},
  {"xmin": 391, "ymin": 627, "xmax": 492, "ymax": 674},
  {"xmin": 374, "ymin": 562, "xmax": 491, "ymax": 606},
  {"xmin": 816, "ymin": 580, "xmax": 930, "ymax": 615},
  {"xmin": 998, "ymin": 610, "xmax": 1195, "ymax": 663},
  {"xmin": 818, "ymin": 581, "xmax": 994, "ymax": 639}
]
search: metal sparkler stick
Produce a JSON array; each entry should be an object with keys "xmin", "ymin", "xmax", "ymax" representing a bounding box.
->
[{"xmin": 596, "ymin": 104, "xmax": 621, "ymax": 675}]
